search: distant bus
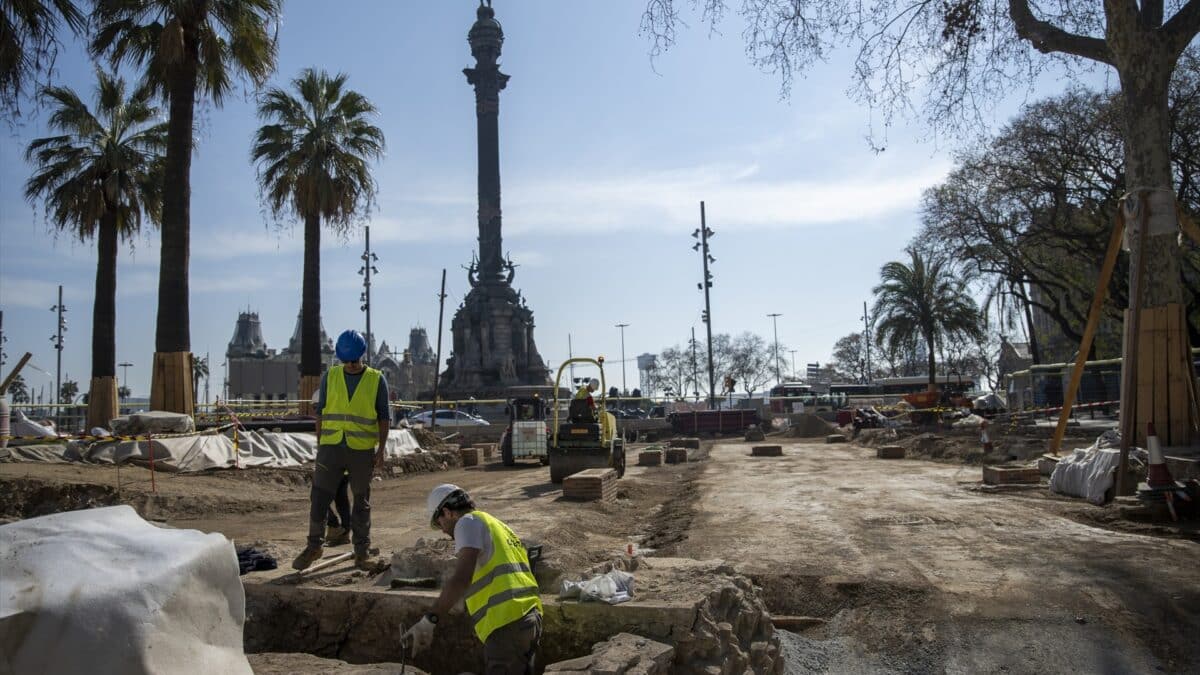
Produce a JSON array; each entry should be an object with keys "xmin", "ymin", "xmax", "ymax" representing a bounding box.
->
[
  {"xmin": 768, "ymin": 383, "xmax": 812, "ymax": 413},
  {"xmin": 874, "ymin": 375, "xmax": 976, "ymax": 397},
  {"xmin": 767, "ymin": 383, "xmax": 849, "ymax": 413}
]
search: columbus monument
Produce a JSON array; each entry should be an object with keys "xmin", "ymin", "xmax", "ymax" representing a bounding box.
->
[{"xmin": 439, "ymin": 1, "xmax": 550, "ymax": 395}]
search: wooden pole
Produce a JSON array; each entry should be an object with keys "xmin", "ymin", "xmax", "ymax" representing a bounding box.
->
[
  {"xmin": 1049, "ymin": 217, "xmax": 1126, "ymax": 454},
  {"xmin": 1117, "ymin": 193, "xmax": 1151, "ymax": 497},
  {"xmin": 0, "ymin": 352, "xmax": 33, "ymax": 394}
]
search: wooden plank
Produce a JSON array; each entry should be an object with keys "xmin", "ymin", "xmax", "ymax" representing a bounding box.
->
[
  {"xmin": 1167, "ymin": 304, "xmax": 1186, "ymax": 446},
  {"xmin": 1049, "ymin": 218, "xmax": 1125, "ymax": 454},
  {"xmin": 1136, "ymin": 308, "xmax": 1156, "ymax": 449},
  {"xmin": 1153, "ymin": 305, "xmax": 1169, "ymax": 446},
  {"xmin": 1118, "ymin": 196, "xmax": 1149, "ymax": 496}
]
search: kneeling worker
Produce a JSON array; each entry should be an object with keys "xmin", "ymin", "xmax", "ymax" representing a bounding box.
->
[{"xmin": 403, "ymin": 484, "xmax": 542, "ymax": 673}]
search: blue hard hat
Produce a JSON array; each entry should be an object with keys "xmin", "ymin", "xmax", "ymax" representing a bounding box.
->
[{"xmin": 336, "ymin": 330, "xmax": 367, "ymax": 362}]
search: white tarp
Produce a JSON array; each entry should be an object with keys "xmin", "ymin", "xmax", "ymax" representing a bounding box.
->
[
  {"xmin": 28, "ymin": 428, "xmax": 425, "ymax": 472},
  {"xmin": 10, "ymin": 409, "xmax": 58, "ymax": 440},
  {"xmin": 0, "ymin": 505, "xmax": 252, "ymax": 675},
  {"xmin": 1049, "ymin": 431, "xmax": 1144, "ymax": 505}
]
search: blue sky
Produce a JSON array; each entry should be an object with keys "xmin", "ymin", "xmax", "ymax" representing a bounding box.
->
[{"xmin": 0, "ymin": 2, "xmax": 1111, "ymax": 400}]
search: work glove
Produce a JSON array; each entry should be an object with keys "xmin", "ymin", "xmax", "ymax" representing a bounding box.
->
[{"xmin": 401, "ymin": 615, "xmax": 436, "ymax": 655}]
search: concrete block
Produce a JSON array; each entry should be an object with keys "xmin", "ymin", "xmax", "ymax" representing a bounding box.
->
[
  {"xmin": 877, "ymin": 445, "xmax": 905, "ymax": 459},
  {"xmin": 669, "ymin": 438, "xmax": 700, "ymax": 449},
  {"xmin": 544, "ymin": 632, "xmax": 674, "ymax": 674},
  {"xmin": 460, "ymin": 447, "xmax": 479, "ymax": 467},
  {"xmin": 1038, "ymin": 454, "xmax": 1060, "ymax": 476},
  {"xmin": 751, "ymin": 445, "xmax": 782, "ymax": 457},
  {"xmin": 665, "ymin": 448, "xmax": 689, "ymax": 464},
  {"xmin": 638, "ymin": 450, "xmax": 663, "ymax": 466},
  {"xmin": 826, "ymin": 434, "xmax": 847, "ymax": 444},
  {"xmin": 982, "ymin": 465, "xmax": 1041, "ymax": 485}
]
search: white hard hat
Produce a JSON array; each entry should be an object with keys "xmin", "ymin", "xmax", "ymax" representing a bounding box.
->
[
  {"xmin": 427, "ymin": 483, "xmax": 462, "ymax": 528},
  {"xmin": 588, "ymin": 378, "xmax": 600, "ymax": 388}
]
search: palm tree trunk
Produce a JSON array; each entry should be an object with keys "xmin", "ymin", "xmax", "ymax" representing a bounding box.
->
[
  {"xmin": 925, "ymin": 331, "xmax": 936, "ymax": 390},
  {"xmin": 150, "ymin": 53, "xmax": 198, "ymax": 414},
  {"xmin": 298, "ymin": 211, "xmax": 322, "ymax": 413},
  {"xmin": 87, "ymin": 211, "xmax": 119, "ymax": 429}
]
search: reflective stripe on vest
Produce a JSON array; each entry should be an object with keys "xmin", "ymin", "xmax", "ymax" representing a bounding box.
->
[
  {"xmin": 320, "ymin": 366, "xmax": 381, "ymax": 450},
  {"xmin": 463, "ymin": 511, "xmax": 543, "ymax": 643}
]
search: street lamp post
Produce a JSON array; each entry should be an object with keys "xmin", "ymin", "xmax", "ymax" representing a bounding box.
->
[
  {"xmin": 615, "ymin": 323, "xmax": 629, "ymax": 397},
  {"xmin": 118, "ymin": 362, "xmax": 133, "ymax": 401},
  {"xmin": 692, "ymin": 202, "xmax": 717, "ymax": 409},
  {"xmin": 767, "ymin": 313, "xmax": 782, "ymax": 384},
  {"xmin": 50, "ymin": 285, "xmax": 67, "ymax": 404},
  {"xmin": 789, "ymin": 349, "xmax": 797, "ymax": 380}
]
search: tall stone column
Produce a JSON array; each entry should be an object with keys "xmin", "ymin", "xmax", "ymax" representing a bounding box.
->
[{"xmin": 464, "ymin": 2, "xmax": 509, "ymax": 284}]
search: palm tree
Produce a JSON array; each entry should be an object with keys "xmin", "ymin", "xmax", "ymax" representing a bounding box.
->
[
  {"xmin": 24, "ymin": 71, "xmax": 166, "ymax": 429},
  {"xmin": 0, "ymin": 0, "xmax": 85, "ymax": 117},
  {"xmin": 190, "ymin": 352, "xmax": 208, "ymax": 403},
  {"xmin": 872, "ymin": 248, "xmax": 983, "ymax": 389},
  {"xmin": 91, "ymin": 0, "xmax": 281, "ymax": 414},
  {"xmin": 251, "ymin": 68, "xmax": 384, "ymax": 408}
]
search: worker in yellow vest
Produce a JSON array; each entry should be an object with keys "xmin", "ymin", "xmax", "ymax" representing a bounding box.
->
[
  {"xmin": 403, "ymin": 484, "xmax": 543, "ymax": 673},
  {"xmin": 292, "ymin": 329, "xmax": 391, "ymax": 572}
]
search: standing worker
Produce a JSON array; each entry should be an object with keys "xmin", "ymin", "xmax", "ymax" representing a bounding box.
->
[
  {"xmin": 403, "ymin": 484, "xmax": 542, "ymax": 673},
  {"xmin": 292, "ymin": 329, "xmax": 391, "ymax": 571}
]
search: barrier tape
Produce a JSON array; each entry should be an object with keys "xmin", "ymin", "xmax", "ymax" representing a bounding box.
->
[{"xmin": 1, "ymin": 429, "xmax": 224, "ymax": 443}]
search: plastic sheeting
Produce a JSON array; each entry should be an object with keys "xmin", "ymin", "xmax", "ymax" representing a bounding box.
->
[
  {"xmin": 0, "ymin": 505, "xmax": 252, "ymax": 675},
  {"xmin": 1050, "ymin": 431, "xmax": 1144, "ymax": 505},
  {"xmin": 2, "ymin": 429, "xmax": 424, "ymax": 473}
]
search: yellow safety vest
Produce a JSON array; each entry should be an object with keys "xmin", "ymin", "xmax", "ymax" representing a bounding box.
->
[
  {"xmin": 574, "ymin": 385, "xmax": 590, "ymax": 400},
  {"xmin": 320, "ymin": 366, "xmax": 382, "ymax": 450},
  {"xmin": 463, "ymin": 510, "xmax": 543, "ymax": 643}
]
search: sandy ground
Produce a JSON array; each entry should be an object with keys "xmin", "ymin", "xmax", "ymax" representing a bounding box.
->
[
  {"xmin": 3, "ymin": 435, "xmax": 1197, "ymax": 673},
  {"xmin": 683, "ymin": 440, "xmax": 1200, "ymax": 673}
]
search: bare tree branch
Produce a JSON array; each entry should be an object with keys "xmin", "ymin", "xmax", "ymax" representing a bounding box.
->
[
  {"xmin": 1008, "ymin": 0, "xmax": 1113, "ymax": 63},
  {"xmin": 1164, "ymin": 0, "xmax": 1200, "ymax": 55}
]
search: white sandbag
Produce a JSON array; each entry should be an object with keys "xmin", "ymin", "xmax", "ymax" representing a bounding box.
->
[
  {"xmin": 953, "ymin": 413, "xmax": 985, "ymax": 428},
  {"xmin": 10, "ymin": 409, "xmax": 58, "ymax": 439},
  {"xmin": 0, "ymin": 505, "xmax": 251, "ymax": 675},
  {"xmin": 110, "ymin": 410, "xmax": 195, "ymax": 435},
  {"xmin": 1050, "ymin": 447, "xmax": 1121, "ymax": 504}
]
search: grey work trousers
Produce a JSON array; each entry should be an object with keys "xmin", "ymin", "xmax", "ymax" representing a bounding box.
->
[
  {"xmin": 482, "ymin": 609, "xmax": 542, "ymax": 675},
  {"xmin": 307, "ymin": 443, "xmax": 375, "ymax": 552}
]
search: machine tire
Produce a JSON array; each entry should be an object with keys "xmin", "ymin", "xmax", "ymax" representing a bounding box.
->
[
  {"xmin": 501, "ymin": 432, "xmax": 515, "ymax": 467},
  {"xmin": 613, "ymin": 440, "xmax": 626, "ymax": 478},
  {"xmin": 549, "ymin": 459, "xmax": 568, "ymax": 484}
]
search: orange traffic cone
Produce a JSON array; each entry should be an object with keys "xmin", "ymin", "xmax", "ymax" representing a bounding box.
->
[
  {"xmin": 1145, "ymin": 422, "xmax": 1174, "ymax": 488},
  {"xmin": 980, "ymin": 419, "xmax": 994, "ymax": 454}
]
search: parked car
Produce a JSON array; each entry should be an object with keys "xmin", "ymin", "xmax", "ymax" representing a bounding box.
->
[{"xmin": 408, "ymin": 410, "xmax": 490, "ymax": 427}]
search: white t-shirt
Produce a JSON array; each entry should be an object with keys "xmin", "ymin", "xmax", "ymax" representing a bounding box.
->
[{"xmin": 453, "ymin": 513, "xmax": 493, "ymax": 572}]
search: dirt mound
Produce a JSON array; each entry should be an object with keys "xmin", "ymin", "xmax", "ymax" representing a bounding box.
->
[
  {"xmin": 408, "ymin": 427, "xmax": 445, "ymax": 449},
  {"xmin": 787, "ymin": 414, "xmax": 837, "ymax": 438},
  {"xmin": 382, "ymin": 450, "xmax": 460, "ymax": 477},
  {"xmin": 0, "ymin": 476, "xmax": 278, "ymax": 521},
  {"xmin": 390, "ymin": 537, "xmax": 455, "ymax": 581}
]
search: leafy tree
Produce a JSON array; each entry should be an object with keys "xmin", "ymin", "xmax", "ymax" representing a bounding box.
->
[
  {"xmin": 251, "ymin": 68, "xmax": 384, "ymax": 404},
  {"xmin": 24, "ymin": 71, "xmax": 165, "ymax": 429},
  {"xmin": 644, "ymin": 0, "xmax": 1200, "ymax": 438},
  {"xmin": 0, "ymin": 0, "xmax": 85, "ymax": 117},
  {"xmin": 872, "ymin": 248, "xmax": 984, "ymax": 388},
  {"xmin": 919, "ymin": 57, "xmax": 1200, "ymax": 356},
  {"xmin": 59, "ymin": 378, "xmax": 79, "ymax": 404},
  {"xmin": 8, "ymin": 374, "xmax": 30, "ymax": 403},
  {"xmin": 92, "ymin": 0, "xmax": 282, "ymax": 414},
  {"xmin": 118, "ymin": 384, "xmax": 131, "ymax": 399}
]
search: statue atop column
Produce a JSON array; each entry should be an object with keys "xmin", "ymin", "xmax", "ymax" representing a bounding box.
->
[{"xmin": 437, "ymin": 2, "xmax": 550, "ymax": 397}]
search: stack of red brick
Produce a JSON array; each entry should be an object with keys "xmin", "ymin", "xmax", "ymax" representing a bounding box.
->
[{"xmin": 563, "ymin": 468, "xmax": 618, "ymax": 502}]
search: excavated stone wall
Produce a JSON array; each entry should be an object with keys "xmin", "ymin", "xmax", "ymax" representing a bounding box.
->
[{"xmin": 243, "ymin": 558, "xmax": 783, "ymax": 673}]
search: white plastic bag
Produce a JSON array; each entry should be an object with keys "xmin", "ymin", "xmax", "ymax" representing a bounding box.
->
[{"xmin": 559, "ymin": 569, "xmax": 635, "ymax": 604}]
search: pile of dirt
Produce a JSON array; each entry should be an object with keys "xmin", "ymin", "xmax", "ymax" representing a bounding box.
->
[
  {"xmin": 389, "ymin": 536, "xmax": 455, "ymax": 581},
  {"xmin": 787, "ymin": 414, "xmax": 837, "ymax": 438},
  {"xmin": 407, "ymin": 427, "xmax": 445, "ymax": 449},
  {"xmin": 0, "ymin": 476, "xmax": 278, "ymax": 521},
  {"xmin": 381, "ymin": 450, "xmax": 460, "ymax": 478}
]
